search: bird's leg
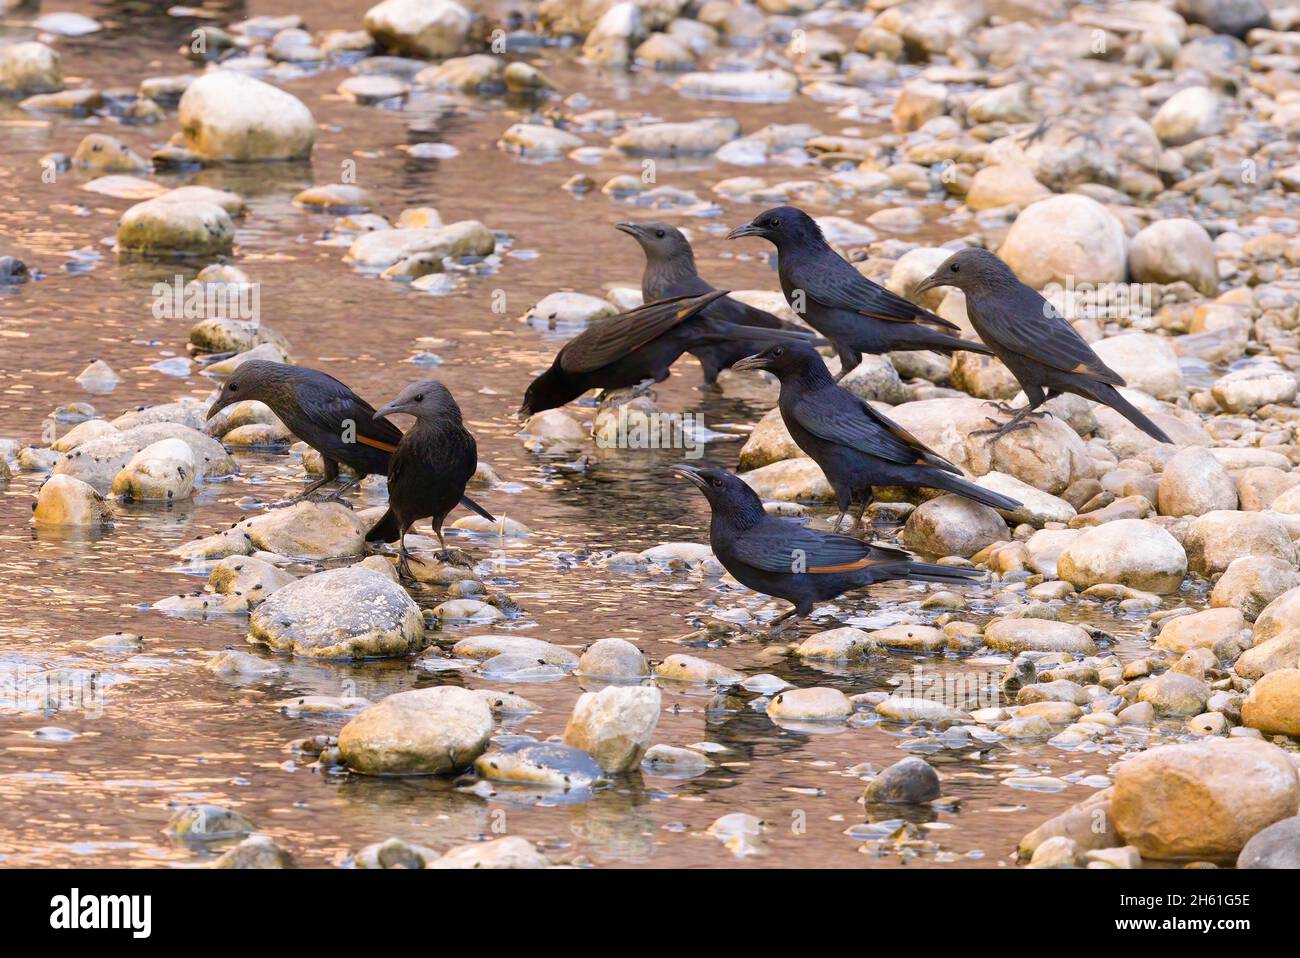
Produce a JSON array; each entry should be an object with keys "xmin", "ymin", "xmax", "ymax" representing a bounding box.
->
[
  {"xmin": 396, "ymin": 526, "xmax": 416, "ymax": 582},
  {"xmin": 830, "ymin": 510, "xmax": 847, "ymax": 533},
  {"xmin": 848, "ymin": 500, "xmax": 869, "ymax": 534}
]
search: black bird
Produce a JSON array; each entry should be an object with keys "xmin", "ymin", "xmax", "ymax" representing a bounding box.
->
[
  {"xmin": 616, "ymin": 220, "xmax": 799, "ymax": 384},
  {"xmin": 674, "ymin": 465, "xmax": 982, "ymax": 631},
  {"xmin": 726, "ymin": 206, "xmax": 992, "ymax": 378},
  {"xmin": 914, "ymin": 248, "xmax": 1173, "ymax": 444},
  {"xmin": 205, "ymin": 360, "xmax": 494, "ymax": 520},
  {"xmin": 366, "ymin": 380, "xmax": 483, "ymax": 579},
  {"xmin": 518, "ymin": 290, "xmax": 822, "ymax": 417},
  {"xmin": 732, "ymin": 342, "xmax": 1022, "ymax": 531}
]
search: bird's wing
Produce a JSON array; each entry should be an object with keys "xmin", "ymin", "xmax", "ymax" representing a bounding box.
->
[
  {"xmin": 558, "ymin": 293, "xmax": 724, "ymax": 374},
  {"xmin": 798, "ymin": 256, "xmax": 960, "ymax": 331},
  {"xmin": 971, "ymin": 291, "xmax": 1125, "ymax": 386},
  {"xmin": 790, "ymin": 390, "xmax": 961, "ymax": 474},
  {"xmin": 294, "ymin": 379, "xmax": 404, "ymax": 452},
  {"xmin": 734, "ymin": 520, "xmax": 911, "ymax": 574}
]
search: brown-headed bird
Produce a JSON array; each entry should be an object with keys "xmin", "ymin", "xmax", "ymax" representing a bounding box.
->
[
  {"xmin": 726, "ymin": 206, "xmax": 992, "ymax": 378},
  {"xmin": 616, "ymin": 220, "xmax": 799, "ymax": 384},
  {"xmin": 367, "ymin": 380, "xmax": 483, "ymax": 579},
  {"xmin": 914, "ymin": 248, "xmax": 1172, "ymax": 444},
  {"xmin": 674, "ymin": 465, "xmax": 982, "ymax": 631}
]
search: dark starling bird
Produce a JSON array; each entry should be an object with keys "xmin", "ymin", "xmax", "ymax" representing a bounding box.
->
[
  {"xmin": 205, "ymin": 360, "xmax": 494, "ymax": 520},
  {"xmin": 732, "ymin": 342, "xmax": 1022, "ymax": 531},
  {"xmin": 913, "ymin": 248, "xmax": 1173, "ymax": 444},
  {"xmin": 726, "ymin": 206, "xmax": 992, "ymax": 378},
  {"xmin": 366, "ymin": 380, "xmax": 484, "ymax": 579},
  {"xmin": 616, "ymin": 220, "xmax": 799, "ymax": 384},
  {"xmin": 518, "ymin": 290, "xmax": 822, "ymax": 417},
  {"xmin": 674, "ymin": 465, "xmax": 982, "ymax": 631}
]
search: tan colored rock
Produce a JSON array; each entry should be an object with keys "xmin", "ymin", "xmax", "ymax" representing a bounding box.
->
[
  {"xmin": 340, "ymin": 686, "xmax": 492, "ymax": 775},
  {"xmin": 563, "ymin": 685, "xmax": 660, "ymax": 773},
  {"xmin": 1112, "ymin": 738, "xmax": 1300, "ymax": 860},
  {"xmin": 1057, "ymin": 519, "xmax": 1187, "ymax": 594},
  {"xmin": 32, "ymin": 474, "xmax": 112, "ymax": 526},
  {"xmin": 1241, "ymin": 669, "xmax": 1300, "ymax": 736},
  {"xmin": 1184, "ymin": 511, "xmax": 1294, "ymax": 576}
]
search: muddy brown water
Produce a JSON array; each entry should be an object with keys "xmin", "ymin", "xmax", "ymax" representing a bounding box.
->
[{"xmin": 0, "ymin": 1, "xmax": 1195, "ymax": 868}]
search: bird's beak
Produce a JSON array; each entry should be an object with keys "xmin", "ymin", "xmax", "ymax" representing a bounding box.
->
[
  {"xmin": 373, "ymin": 401, "xmax": 406, "ymax": 421},
  {"xmin": 913, "ymin": 271, "xmax": 947, "ymax": 296},
  {"xmin": 726, "ymin": 221, "xmax": 762, "ymax": 240},
  {"xmin": 671, "ymin": 464, "xmax": 708, "ymax": 489},
  {"xmin": 205, "ymin": 397, "xmax": 228, "ymax": 421},
  {"xmin": 614, "ymin": 222, "xmax": 642, "ymax": 238},
  {"xmin": 730, "ymin": 353, "xmax": 769, "ymax": 372},
  {"xmin": 515, "ymin": 402, "xmax": 531, "ymax": 420}
]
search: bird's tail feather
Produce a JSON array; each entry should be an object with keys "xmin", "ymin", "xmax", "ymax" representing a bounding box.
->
[
  {"xmin": 908, "ymin": 327, "xmax": 992, "ymax": 356},
  {"xmin": 871, "ymin": 561, "xmax": 985, "ymax": 587},
  {"xmin": 928, "ymin": 471, "xmax": 1023, "ymax": 513},
  {"xmin": 460, "ymin": 494, "xmax": 495, "ymax": 522},
  {"xmin": 1090, "ymin": 383, "xmax": 1172, "ymax": 444},
  {"xmin": 694, "ymin": 322, "xmax": 831, "ymax": 348},
  {"xmin": 366, "ymin": 508, "xmax": 400, "ymax": 544}
]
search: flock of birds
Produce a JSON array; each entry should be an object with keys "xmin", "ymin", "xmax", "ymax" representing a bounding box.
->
[{"xmin": 209, "ymin": 205, "xmax": 1174, "ymax": 631}]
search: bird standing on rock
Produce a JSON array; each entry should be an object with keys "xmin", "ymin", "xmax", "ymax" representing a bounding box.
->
[
  {"xmin": 367, "ymin": 380, "xmax": 485, "ymax": 580},
  {"xmin": 913, "ymin": 248, "xmax": 1173, "ymax": 444},
  {"xmin": 205, "ymin": 360, "xmax": 494, "ymax": 519},
  {"xmin": 616, "ymin": 220, "xmax": 801, "ymax": 384},
  {"xmin": 674, "ymin": 465, "xmax": 983, "ymax": 632},
  {"xmin": 518, "ymin": 290, "xmax": 823, "ymax": 417},
  {"xmin": 726, "ymin": 206, "xmax": 992, "ymax": 378},
  {"xmin": 732, "ymin": 342, "xmax": 1022, "ymax": 531}
]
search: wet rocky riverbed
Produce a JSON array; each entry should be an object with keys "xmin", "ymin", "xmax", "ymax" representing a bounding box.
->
[{"xmin": 1, "ymin": 0, "xmax": 1300, "ymax": 869}]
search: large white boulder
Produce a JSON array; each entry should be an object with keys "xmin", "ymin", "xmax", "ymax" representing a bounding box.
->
[{"xmin": 178, "ymin": 71, "xmax": 316, "ymax": 161}]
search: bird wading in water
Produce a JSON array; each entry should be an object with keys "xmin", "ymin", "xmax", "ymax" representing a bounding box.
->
[
  {"xmin": 674, "ymin": 465, "xmax": 983, "ymax": 632},
  {"xmin": 367, "ymin": 380, "xmax": 487, "ymax": 580},
  {"xmin": 204, "ymin": 359, "xmax": 492, "ymax": 520}
]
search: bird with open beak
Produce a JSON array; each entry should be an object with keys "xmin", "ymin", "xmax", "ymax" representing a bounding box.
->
[
  {"xmin": 673, "ymin": 464, "xmax": 983, "ymax": 632},
  {"xmin": 366, "ymin": 380, "xmax": 488, "ymax": 580},
  {"xmin": 726, "ymin": 206, "xmax": 992, "ymax": 379},
  {"xmin": 913, "ymin": 247, "xmax": 1172, "ymax": 444}
]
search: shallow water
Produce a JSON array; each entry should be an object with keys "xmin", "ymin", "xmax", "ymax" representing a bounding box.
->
[{"xmin": 0, "ymin": 1, "xmax": 1196, "ymax": 868}]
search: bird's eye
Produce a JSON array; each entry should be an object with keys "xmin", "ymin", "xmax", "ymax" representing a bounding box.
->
[
  {"xmin": 228, "ymin": 383, "xmax": 238, "ymax": 392},
  {"xmin": 654, "ymin": 229, "xmax": 665, "ymax": 238},
  {"xmin": 950, "ymin": 263, "xmax": 959, "ymax": 273},
  {"xmin": 766, "ymin": 219, "xmax": 779, "ymax": 229},
  {"xmin": 772, "ymin": 346, "xmax": 784, "ymax": 357},
  {"xmin": 711, "ymin": 478, "xmax": 723, "ymax": 488},
  {"xmin": 413, "ymin": 394, "xmax": 424, "ymax": 402}
]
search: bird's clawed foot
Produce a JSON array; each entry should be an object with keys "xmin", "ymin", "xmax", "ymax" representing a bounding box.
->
[
  {"xmin": 972, "ymin": 417, "xmax": 1037, "ymax": 443},
  {"xmin": 767, "ymin": 608, "xmax": 801, "ymax": 636},
  {"xmin": 980, "ymin": 400, "xmax": 1018, "ymax": 415}
]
